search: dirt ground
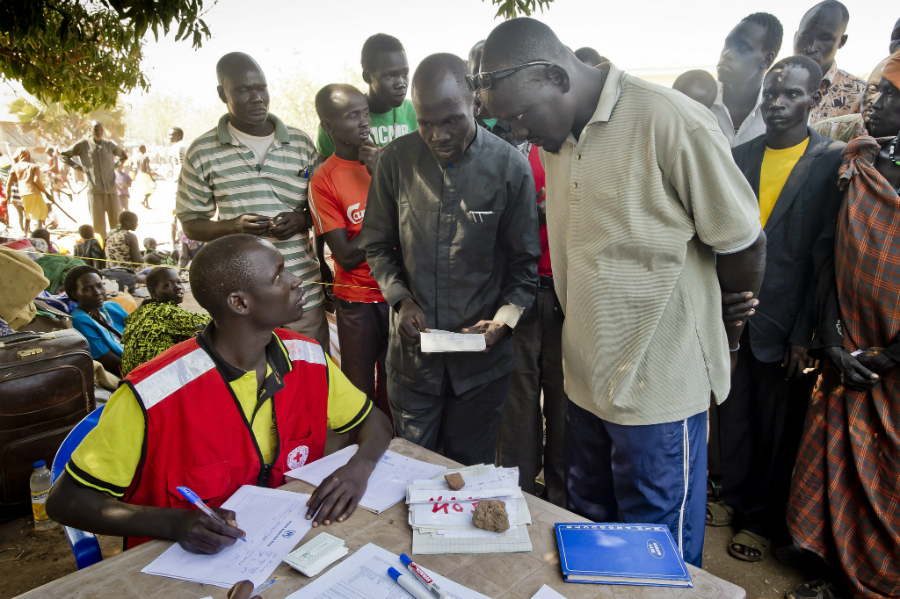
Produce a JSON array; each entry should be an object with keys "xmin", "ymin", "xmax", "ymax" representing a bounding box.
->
[{"xmin": 0, "ymin": 515, "xmax": 122, "ymax": 599}]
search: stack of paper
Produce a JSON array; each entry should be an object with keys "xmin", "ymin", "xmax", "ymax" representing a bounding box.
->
[
  {"xmin": 406, "ymin": 465, "xmax": 533, "ymax": 554},
  {"xmin": 285, "ymin": 445, "xmax": 446, "ymax": 514},
  {"xmin": 283, "ymin": 532, "xmax": 348, "ymax": 577},
  {"xmin": 141, "ymin": 486, "xmax": 313, "ymax": 589}
]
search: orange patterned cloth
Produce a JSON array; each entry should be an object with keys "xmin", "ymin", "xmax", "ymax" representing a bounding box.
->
[{"xmin": 788, "ymin": 135, "xmax": 900, "ymax": 598}]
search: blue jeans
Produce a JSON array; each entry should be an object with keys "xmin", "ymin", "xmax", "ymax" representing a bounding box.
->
[{"xmin": 564, "ymin": 399, "xmax": 707, "ymax": 566}]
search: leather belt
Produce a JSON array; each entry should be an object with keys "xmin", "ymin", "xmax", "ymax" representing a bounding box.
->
[{"xmin": 538, "ymin": 275, "xmax": 554, "ymax": 289}]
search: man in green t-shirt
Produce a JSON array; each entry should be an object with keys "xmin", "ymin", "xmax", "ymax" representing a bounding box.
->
[{"xmin": 316, "ymin": 34, "xmax": 417, "ymax": 158}]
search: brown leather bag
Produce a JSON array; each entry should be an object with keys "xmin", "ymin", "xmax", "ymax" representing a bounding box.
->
[{"xmin": 0, "ymin": 329, "xmax": 95, "ymax": 520}]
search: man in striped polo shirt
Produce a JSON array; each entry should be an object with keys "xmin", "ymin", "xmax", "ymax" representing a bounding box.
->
[{"xmin": 177, "ymin": 52, "xmax": 328, "ymax": 349}]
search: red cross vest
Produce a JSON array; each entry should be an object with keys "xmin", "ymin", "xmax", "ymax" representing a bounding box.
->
[{"xmin": 120, "ymin": 329, "xmax": 328, "ymax": 549}]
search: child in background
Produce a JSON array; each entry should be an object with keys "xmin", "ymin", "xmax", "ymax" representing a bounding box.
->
[
  {"xmin": 115, "ymin": 161, "xmax": 132, "ymax": 211},
  {"xmin": 74, "ymin": 224, "xmax": 105, "ymax": 268}
]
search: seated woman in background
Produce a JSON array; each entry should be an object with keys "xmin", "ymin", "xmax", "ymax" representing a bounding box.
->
[
  {"xmin": 65, "ymin": 265, "xmax": 127, "ymax": 376},
  {"xmin": 74, "ymin": 224, "xmax": 105, "ymax": 268},
  {"xmin": 120, "ymin": 267, "xmax": 210, "ymax": 375}
]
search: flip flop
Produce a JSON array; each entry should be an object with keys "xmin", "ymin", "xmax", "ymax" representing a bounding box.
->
[
  {"xmin": 728, "ymin": 529, "xmax": 769, "ymax": 562},
  {"xmin": 706, "ymin": 501, "xmax": 734, "ymax": 527}
]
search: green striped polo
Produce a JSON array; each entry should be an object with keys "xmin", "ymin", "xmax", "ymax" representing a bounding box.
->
[{"xmin": 177, "ymin": 113, "xmax": 323, "ymax": 309}]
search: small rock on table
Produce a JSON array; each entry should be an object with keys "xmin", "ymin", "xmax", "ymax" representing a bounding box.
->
[
  {"xmin": 445, "ymin": 473, "xmax": 465, "ymax": 491},
  {"xmin": 471, "ymin": 499, "xmax": 510, "ymax": 533}
]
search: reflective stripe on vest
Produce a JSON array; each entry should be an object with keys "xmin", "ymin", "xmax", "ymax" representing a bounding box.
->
[
  {"xmin": 133, "ymin": 348, "xmax": 216, "ymax": 410},
  {"xmin": 283, "ymin": 339, "xmax": 327, "ymax": 367}
]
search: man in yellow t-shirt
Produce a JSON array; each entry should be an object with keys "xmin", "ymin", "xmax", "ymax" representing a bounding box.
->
[
  {"xmin": 47, "ymin": 235, "xmax": 392, "ymax": 555},
  {"xmin": 720, "ymin": 55, "xmax": 847, "ymax": 563}
]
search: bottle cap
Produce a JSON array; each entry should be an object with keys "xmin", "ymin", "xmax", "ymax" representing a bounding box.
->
[{"xmin": 33, "ymin": 460, "xmax": 46, "ymax": 468}]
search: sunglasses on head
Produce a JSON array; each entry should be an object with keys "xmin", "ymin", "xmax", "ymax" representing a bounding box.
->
[{"xmin": 466, "ymin": 61, "xmax": 554, "ymax": 91}]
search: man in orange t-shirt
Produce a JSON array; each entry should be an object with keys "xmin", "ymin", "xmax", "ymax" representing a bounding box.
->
[{"xmin": 309, "ymin": 84, "xmax": 390, "ymax": 419}]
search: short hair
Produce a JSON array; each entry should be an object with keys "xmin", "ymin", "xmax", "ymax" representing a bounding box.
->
[
  {"xmin": 807, "ymin": 1, "xmax": 850, "ymax": 25},
  {"xmin": 315, "ymin": 83, "xmax": 365, "ymax": 121},
  {"xmin": 78, "ymin": 224, "xmax": 94, "ymax": 239},
  {"xmin": 768, "ymin": 55, "xmax": 824, "ymax": 94},
  {"xmin": 361, "ymin": 34, "xmax": 405, "ymax": 73},
  {"xmin": 170, "ymin": 127, "xmax": 184, "ymax": 137},
  {"xmin": 482, "ymin": 18, "xmax": 568, "ymax": 73},
  {"xmin": 30, "ymin": 228, "xmax": 50, "ymax": 243},
  {"xmin": 741, "ymin": 12, "xmax": 784, "ymax": 56},
  {"xmin": 189, "ymin": 235, "xmax": 267, "ymax": 319},
  {"xmin": 574, "ymin": 47, "xmax": 604, "ymax": 67},
  {"xmin": 216, "ymin": 52, "xmax": 263, "ymax": 86},
  {"xmin": 412, "ymin": 53, "xmax": 473, "ymax": 100},
  {"xmin": 119, "ymin": 210, "xmax": 137, "ymax": 226},
  {"xmin": 146, "ymin": 266, "xmax": 175, "ymax": 292},
  {"xmin": 64, "ymin": 265, "xmax": 102, "ymax": 299},
  {"xmin": 138, "ymin": 144, "xmax": 146, "ymax": 153},
  {"xmin": 673, "ymin": 69, "xmax": 718, "ymax": 94}
]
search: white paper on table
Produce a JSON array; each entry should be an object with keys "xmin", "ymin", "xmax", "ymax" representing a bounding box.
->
[
  {"xmin": 286, "ymin": 445, "xmax": 445, "ymax": 513},
  {"xmin": 412, "ymin": 498, "xmax": 517, "ymax": 527},
  {"xmin": 531, "ymin": 585, "xmax": 568, "ymax": 599},
  {"xmin": 284, "ymin": 542, "xmax": 489, "ymax": 599},
  {"xmin": 436, "ymin": 526, "xmax": 518, "ymax": 538},
  {"xmin": 407, "ymin": 472, "xmax": 520, "ymax": 504},
  {"xmin": 420, "ymin": 329, "xmax": 486, "ymax": 353},
  {"xmin": 141, "ymin": 486, "xmax": 313, "ymax": 589}
]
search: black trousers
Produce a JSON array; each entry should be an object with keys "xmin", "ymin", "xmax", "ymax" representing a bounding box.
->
[
  {"xmin": 388, "ymin": 372, "xmax": 511, "ymax": 466},
  {"xmin": 335, "ymin": 297, "xmax": 390, "ymax": 421},
  {"xmin": 497, "ymin": 285, "xmax": 567, "ymax": 506},
  {"xmin": 718, "ymin": 342, "xmax": 810, "ymax": 541}
]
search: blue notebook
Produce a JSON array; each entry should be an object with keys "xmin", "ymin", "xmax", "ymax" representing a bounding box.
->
[{"xmin": 555, "ymin": 523, "xmax": 692, "ymax": 587}]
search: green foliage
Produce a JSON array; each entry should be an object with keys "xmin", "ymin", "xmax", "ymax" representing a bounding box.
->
[
  {"xmin": 0, "ymin": 0, "xmax": 213, "ymax": 112},
  {"xmin": 8, "ymin": 97, "xmax": 125, "ymax": 147},
  {"xmin": 490, "ymin": 0, "xmax": 554, "ymax": 19}
]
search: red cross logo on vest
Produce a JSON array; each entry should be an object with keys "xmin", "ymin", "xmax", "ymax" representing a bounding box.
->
[{"xmin": 287, "ymin": 445, "xmax": 310, "ymax": 470}]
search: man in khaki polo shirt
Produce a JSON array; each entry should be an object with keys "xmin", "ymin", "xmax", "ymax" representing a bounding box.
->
[{"xmin": 480, "ymin": 18, "xmax": 766, "ymax": 566}]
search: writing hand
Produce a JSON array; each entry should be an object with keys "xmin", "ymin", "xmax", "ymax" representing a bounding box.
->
[
  {"xmin": 460, "ymin": 320, "xmax": 509, "ymax": 352},
  {"xmin": 270, "ymin": 211, "xmax": 308, "ymax": 240},
  {"xmin": 227, "ymin": 580, "xmax": 261, "ymax": 599},
  {"xmin": 824, "ymin": 346, "xmax": 880, "ymax": 390},
  {"xmin": 305, "ymin": 460, "xmax": 371, "ymax": 527},
  {"xmin": 359, "ymin": 141, "xmax": 380, "ymax": 175},
  {"xmin": 231, "ymin": 214, "xmax": 272, "ymax": 236},
  {"xmin": 397, "ymin": 298, "xmax": 429, "ymax": 344},
  {"xmin": 175, "ymin": 507, "xmax": 245, "ymax": 554}
]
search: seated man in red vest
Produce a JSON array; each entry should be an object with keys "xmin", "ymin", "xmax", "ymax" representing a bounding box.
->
[{"xmin": 46, "ymin": 234, "xmax": 392, "ymax": 554}]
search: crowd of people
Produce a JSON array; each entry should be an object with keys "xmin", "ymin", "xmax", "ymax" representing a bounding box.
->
[{"xmin": 0, "ymin": 2, "xmax": 893, "ymax": 598}]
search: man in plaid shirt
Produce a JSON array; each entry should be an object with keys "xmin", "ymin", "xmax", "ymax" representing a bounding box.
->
[{"xmin": 784, "ymin": 50, "xmax": 900, "ymax": 599}]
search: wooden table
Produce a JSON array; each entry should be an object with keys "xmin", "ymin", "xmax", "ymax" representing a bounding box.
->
[{"xmin": 16, "ymin": 439, "xmax": 745, "ymax": 599}]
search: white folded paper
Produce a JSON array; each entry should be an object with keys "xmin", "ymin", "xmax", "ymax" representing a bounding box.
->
[{"xmin": 420, "ymin": 329, "xmax": 486, "ymax": 352}]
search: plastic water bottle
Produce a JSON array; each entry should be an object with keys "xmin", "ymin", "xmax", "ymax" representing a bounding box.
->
[{"xmin": 30, "ymin": 461, "xmax": 58, "ymax": 531}]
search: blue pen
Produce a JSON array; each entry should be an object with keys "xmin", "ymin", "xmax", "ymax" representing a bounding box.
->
[
  {"xmin": 176, "ymin": 486, "xmax": 247, "ymax": 542},
  {"xmin": 253, "ymin": 579, "xmax": 276, "ymax": 593}
]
